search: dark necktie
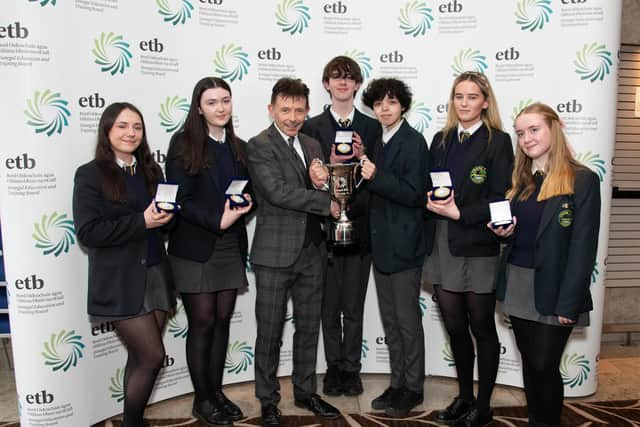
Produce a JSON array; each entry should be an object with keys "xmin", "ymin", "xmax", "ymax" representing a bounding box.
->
[
  {"xmin": 459, "ymin": 131, "xmax": 470, "ymax": 144},
  {"xmin": 122, "ymin": 165, "xmax": 135, "ymax": 176},
  {"xmin": 288, "ymin": 136, "xmax": 305, "ymax": 168},
  {"xmin": 338, "ymin": 118, "xmax": 351, "ymax": 128}
]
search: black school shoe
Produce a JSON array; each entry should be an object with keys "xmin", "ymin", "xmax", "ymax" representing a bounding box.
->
[
  {"xmin": 436, "ymin": 397, "xmax": 475, "ymax": 424},
  {"xmin": 384, "ymin": 387, "xmax": 424, "ymax": 417},
  {"xmin": 323, "ymin": 366, "xmax": 343, "ymax": 396},
  {"xmin": 342, "ymin": 370, "xmax": 364, "ymax": 396},
  {"xmin": 371, "ymin": 386, "xmax": 401, "ymax": 410},
  {"xmin": 214, "ymin": 390, "xmax": 244, "ymax": 421},
  {"xmin": 452, "ymin": 406, "xmax": 493, "ymax": 427},
  {"xmin": 192, "ymin": 399, "xmax": 233, "ymax": 427}
]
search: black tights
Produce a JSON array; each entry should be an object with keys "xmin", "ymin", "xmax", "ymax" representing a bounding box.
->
[
  {"xmin": 510, "ymin": 316, "xmax": 572, "ymax": 427},
  {"xmin": 182, "ymin": 290, "xmax": 237, "ymax": 403},
  {"xmin": 434, "ymin": 285, "xmax": 500, "ymax": 413},
  {"xmin": 113, "ymin": 310, "xmax": 167, "ymax": 427}
]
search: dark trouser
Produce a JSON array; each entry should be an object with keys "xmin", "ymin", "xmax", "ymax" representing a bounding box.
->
[
  {"xmin": 253, "ymin": 243, "xmax": 326, "ymax": 405},
  {"xmin": 433, "ymin": 285, "xmax": 500, "ymax": 413},
  {"xmin": 374, "ymin": 266, "xmax": 424, "ymax": 393},
  {"xmin": 322, "ymin": 247, "xmax": 371, "ymax": 372},
  {"xmin": 510, "ymin": 316, "xmax": 573, "ymax": 427}
]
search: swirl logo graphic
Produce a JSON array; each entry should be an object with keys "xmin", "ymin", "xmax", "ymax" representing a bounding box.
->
[
  {"xmin": 225, "ymin": 341, "xmax": 254, "ymax": 374},
  {"xmin": 361, "ymin": 339, "xmax": 369, "ymax": 359},
  {"xmin": 167, "ymin": 302, "xmax": 188, "ymax": 338},
  {"xmin": 159, "ymin": 96, "xmax": 190, "ymax": 133},
  {"xmin": 29, "ymin": 0, "xmax": 56, "ymax": 6},
  {"xmin": 451, "ymin": 48, "xmax": 488, "ymax": 76},
  {"xmin": 443, "ymin": 342, "xmax": 455, "ymax": 367},
  {"xmin": 408, "ymin": 101, "xmax": 432, "ymax": 134},
  {"xmin": 511, "ymin": 98, "xmax": 535, "ymax": 122},
  {"xmin": 575, "ymin": 151, "xmax": 606, "ymax": 182},
  {"xmin": 42, "ymin": 330, "xmax": 84, "ymax": 372},
  {"xmin": 33, "ymin": 212, "xmax": 76, "ymax": 257},
  {"xmin": 344, "ymin": 50, "xmax": 372, "ymax": 80},
  {"xmin": 560, "ymin": 353, "xmax": 590, "ymax": 388},
  {"xmin": 109, "ymin": 368, "xmax": 125, "ymax": 402},
  {"xmin": 92, "ymin": 32, "xmax": 133, "ymax": 75},
  {"xmin": 24, "ymin": 90, "xmax": 71, "ymax": 136},
  {"xmin": 418, "ymin": 295, "xmax": 427, "ymax": 317},
  {"xmin": 515, "ymin": 0, "xmax": 552, "ymax": 32},
  {"xmin": 157, "ymin": 0, "xmax": 193, "ymax": 25},
  {"xmin": 275, "ymin": 0, "xmax": 311, "ymax": 35},
  {"xmin": 213, "ymin": 44, "xmax": 250, "ymax": 82},
  {"xmin": 398, "ymin": 0, "xmax": 434, "ymax": 37},
  {"xmin": 574, "ymin": 43, "xmax": 613, "ymax": 82},
  {"xmin": 285, "ymin": 309, "xmax": 294, "ymax": 323},
  {"xmin": 591, "ymin": 262, "xmax": 599, "ymax": 284}
]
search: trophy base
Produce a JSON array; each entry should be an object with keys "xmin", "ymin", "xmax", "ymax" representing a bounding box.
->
[{"xmin": 328, "ymin": 221, "xmax": 357, "ymax": 246}]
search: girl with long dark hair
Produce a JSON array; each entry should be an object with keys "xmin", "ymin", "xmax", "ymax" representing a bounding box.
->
[
  {"xmin": 73, "ymin": 102, "xmax": 175, "ymax": 427},
  {"xmin": 166, "ymin": 77, "xmax": 252, "ymax": 427}
]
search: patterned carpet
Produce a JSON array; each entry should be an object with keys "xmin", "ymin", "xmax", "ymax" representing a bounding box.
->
[{"xmin": 2, "ymin": 399, "xmax": 639, "ymax": 426}]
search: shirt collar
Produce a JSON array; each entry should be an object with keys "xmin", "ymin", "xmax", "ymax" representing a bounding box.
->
[
  {"xmin": 382, "ymin": 119, "xmax": 403, "ymax": 144},
  {"xmin": 208, "ymin": 128, "xmax": 226, "ymax": 143},
  {"xmin": 457, "ymin": 120, "xmax": 483, "ymax": 138},
  {"xmin": 273, "ymin": 122, "xmax": 298, "ymax": 145},
  {"xmin": 329, "ymin": 107, "xmax": 355, "ymax": 126},
  {"xmin": 115, "ymin": 156, "xmax": 137, "ymax": 168}
]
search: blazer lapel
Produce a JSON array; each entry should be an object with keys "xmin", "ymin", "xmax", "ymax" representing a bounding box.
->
[
  {"xmin": 455, "ymin": 125, "xmax": 489, "ymax": 191},
  {"xmin": 380, "ymin": 120, "xmax": 409, "ymax": 167},
  {"xmin": 204, "ymin": 142, "xmax": 222, "ymax": 191},
  {"xmin": 268, "ymin": 124, "xmax": 306, "ymax": 181},
  {"xmin": 536, "ymin": 196, "xmax": 562, "ymax": 240}
]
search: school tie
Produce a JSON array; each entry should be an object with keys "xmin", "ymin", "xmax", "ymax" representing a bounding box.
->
[
  {"xmin": 338, "ymin": 118, "xmax": 351, "ymax": 128},
  {"xmin": 122, "ymin": 165, "xmax": 135, "ymax": 176},
  {"xmin": 459, "ymin": 131, "xmax": 471, "ymax": 144}
]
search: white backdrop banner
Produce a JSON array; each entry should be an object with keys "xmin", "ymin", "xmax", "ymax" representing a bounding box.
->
[{"xmin": 0, "ymin": 0, "xmax": 620, "ymax": 425}]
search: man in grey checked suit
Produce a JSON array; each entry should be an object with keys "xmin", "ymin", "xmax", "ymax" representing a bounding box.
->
[{"xmin": 247, "ymin": 77, "xmax": 341, "ymax": 427}]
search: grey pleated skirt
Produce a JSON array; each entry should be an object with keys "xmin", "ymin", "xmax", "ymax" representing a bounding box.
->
[
  {"xmin": 502, "ymin": 263, "xmax": 589, "ymax": 327},
  {"xmin": 422, "ymin": 220, "xmax": 498, "ymax": 294},
  {"xmin": 169, "ymin": 231, "xmax": 248, "ymax": 294},
  {"xmin": 89, "ymin": 261, "xmax": 175, "ymax": 323}
]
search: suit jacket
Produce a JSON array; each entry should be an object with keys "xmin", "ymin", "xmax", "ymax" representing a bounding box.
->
[
  {"xmin": 496, "ymin": 168, "xmax": 600, "ymax": 320},
  {"xmin": 428, "ymin": 125, "xmax": 514, "ymax": 257},
  {"xmin": 365, "ymin": 120, "xmax": 431, "ymax": 274},
  {"xmin": 165, "ymin": 132, "xmax": 250, "ymax": 263},
  {"xmin": 73, "ymin": 160, "xmax": 171, "ymax": 316},
  {"xmin": 301, "ymin": 108, "xmax": 381, "ymax": 251},
  {"xmin": 247, "ymin": 124, "xmax": 331, "ymax": 268}
]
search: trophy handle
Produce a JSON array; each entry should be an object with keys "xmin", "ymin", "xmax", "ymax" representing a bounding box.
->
[{"xmin": 354, "ymin": 159, "xmax": 365, "ymax": 189}]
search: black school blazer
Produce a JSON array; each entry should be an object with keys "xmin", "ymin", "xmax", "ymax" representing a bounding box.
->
[
  {"xmin": 428, "ymin": 125, "xmax": 514, "ymax": 257},
  {"xmin": 495, "ymin": 168, "xmax": 601, "ymax": 320},
  {"xmin": 165, "ymin": 132, "xmax": 251, "ymax": 263},
  {"xmin": 73, "ymin": 160, "xmax": 172, "ymax": 316}
]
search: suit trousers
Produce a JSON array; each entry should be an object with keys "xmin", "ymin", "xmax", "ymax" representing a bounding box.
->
[
  {"xmin": 322, "ymin": 248, "xmax": 371, "ymax": 372},
  {"xmin": 253, "ymin": 242, "xmax": 327, "ymax": 405},
  {"xmin": 374, "ymin": 266, "xmax": 425, "ymax": 393}
]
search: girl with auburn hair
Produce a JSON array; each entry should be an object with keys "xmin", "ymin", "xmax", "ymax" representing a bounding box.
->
[
  {"xmin": 491, "ymin": 103, "xmax": 600, "ymax": 427},
  {"xmin": 73, "ymin": 102, "xmax": 175, "ymax": 427},
  {"xmin": 166, "ymin": 77, "xmax": 252, "ymax": 427},
  {"xmin": 423, "ymin": 72, "xmax": 514, "ymax": 427}
]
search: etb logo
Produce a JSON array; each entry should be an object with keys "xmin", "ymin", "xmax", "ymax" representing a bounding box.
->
[
  {"xmin": 0, "ymin": 22, "xmax": 29, "ymax": 39},
  {"xmin": 439, "ymin": 0, "xmax": 462, "ymax": 13},
  {"xmin": 323, "ymin": 1, "xmax": 346, "ymax": 13},
  {"xmin": 15, "ymin": 273, "xmax": 43, "ymax": 289},
  {"xmin": 557, "ymin": 99, "xmax": 582, "ymax": 113},
  {"xmin": 6, "ymin": 153, "xmax": 36, "ymax": 170},
  {"xmin": 380, "ymin": 50, "xmax": 403, "ymax": 63},
  {"xmin": 78, "ymin": 93, "xmax": 105, "ymax": 108},
  {"xmin": 495, "ymin": 47, "xmax": 520, "ymax": 61},
  {"xmin": 139, "ymin": 38, "xmax": 164, "ymax": 53},
  {"xmin": 257, "ymin": 48, "xmax": 282, "ymax": 61},
  {"xmin": 25, "ymin": 390, "xmax": 53, "ymax": 405}
]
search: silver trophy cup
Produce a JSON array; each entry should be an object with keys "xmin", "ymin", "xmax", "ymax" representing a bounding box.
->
[{"xmin": 325, "ymin": 162, "xmax": 361, "ymax": 245}]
